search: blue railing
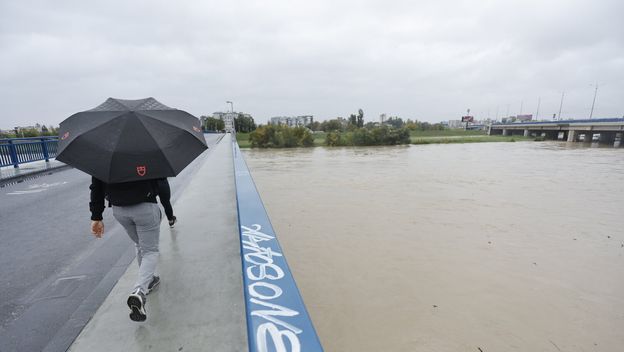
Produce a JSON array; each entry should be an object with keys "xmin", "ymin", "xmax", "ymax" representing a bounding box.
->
[{"xmin": 0, "ymin": 137, "xmax": 59, "ymax": 168}]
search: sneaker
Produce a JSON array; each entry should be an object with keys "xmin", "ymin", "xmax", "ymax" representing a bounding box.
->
[
  {"xmin": 147, "ymin": 275, "xmax": 160, "ymax": 294},
  {"xmin": 127, "ymin": 289, "xmax": 147, "ymax": 322},
  {"xmin": 168, "ymin": 216, "xmax": 177, "ymax": 228}
]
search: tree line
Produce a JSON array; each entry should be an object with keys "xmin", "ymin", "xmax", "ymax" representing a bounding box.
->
[
  {"xmin": 306, "ymin": 115, "xmax": 445, "ymax": 132},
  {"xmin": 1, "ymin": 125, "xmax": 59, "ymax": 138},
  {"xmin": 202, "ymin": 114, "xmax": 257, "ymax": 133}
]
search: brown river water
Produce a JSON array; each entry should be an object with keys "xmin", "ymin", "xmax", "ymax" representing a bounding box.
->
[{"xmin": 242, "ymin": 141, "xmax": 624, "ymax": 352}]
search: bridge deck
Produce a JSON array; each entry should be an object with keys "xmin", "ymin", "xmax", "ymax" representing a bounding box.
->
[{"xmin": 67, "ymin": 133, "xmax": 248, "ymax": 351}]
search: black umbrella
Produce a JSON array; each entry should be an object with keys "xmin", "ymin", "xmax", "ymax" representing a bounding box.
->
[{"xmin": 56, "ymin": 97, "xmax": 207, "ymax": 183}]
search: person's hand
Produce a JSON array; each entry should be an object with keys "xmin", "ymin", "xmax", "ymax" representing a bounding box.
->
[{"xmin": 91, "ymin": 220, "xmax": 104, "ymax": 238}]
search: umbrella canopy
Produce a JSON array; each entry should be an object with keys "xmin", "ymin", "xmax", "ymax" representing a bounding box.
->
[{"xmin": 56, "ymin": 97, "xmax": 207, "ymax": 183}]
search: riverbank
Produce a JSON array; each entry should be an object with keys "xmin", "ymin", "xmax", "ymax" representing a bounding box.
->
[{"xmin": 236, "ymin": 130, "xmax": 531, "ymax": 148}]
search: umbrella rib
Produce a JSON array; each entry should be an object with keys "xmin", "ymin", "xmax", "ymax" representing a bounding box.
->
[
  {"xmin": 107, "ymin": 115, "xmax": 130, "ymax": 183},
  {"xmin": 135, "ymin": 113, "xmax": 176, "ymax": 176}
]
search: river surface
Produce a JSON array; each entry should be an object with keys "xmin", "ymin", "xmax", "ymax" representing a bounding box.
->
[{"xmin": 242, "ymin": 141, "xmax": 624, "ymax": 352}]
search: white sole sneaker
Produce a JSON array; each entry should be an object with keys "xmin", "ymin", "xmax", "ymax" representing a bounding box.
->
[{"xmin": 127, "ymin": 292, "xmax": 146, "ymax": 322}]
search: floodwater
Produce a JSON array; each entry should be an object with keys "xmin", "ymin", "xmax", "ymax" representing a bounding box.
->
[{"xmin": 242, "ymin": 141, "xmax": 624, "ymax": 352}]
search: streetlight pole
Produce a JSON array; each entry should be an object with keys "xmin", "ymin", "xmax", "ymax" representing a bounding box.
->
[
  {"xmin": 589, "ymin": 83, "xmax": 598, "ymax": 119},
  {"xmin": 558, "ymin": 91, "xmax": 565, "ymax": 120},
  {"xmin": 535, "ymin": 97, "xmax": 541, "ymax": 121},
  {"xmin": 226, "ymin": 101, "xmax": 234, "ymax": 113}
]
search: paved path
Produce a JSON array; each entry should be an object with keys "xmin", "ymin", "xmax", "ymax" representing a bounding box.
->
[{"xmin": 68, "ymin": 133, "xmax": 248, "ymax": 351}]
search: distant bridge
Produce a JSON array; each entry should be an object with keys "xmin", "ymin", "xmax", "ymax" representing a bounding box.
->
[{"xmin": 488, "ymin": 118, "xmax": 624, "ymax": 147}]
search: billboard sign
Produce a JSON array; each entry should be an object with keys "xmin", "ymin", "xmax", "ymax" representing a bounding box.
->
[{"xmin": 461, "ymin": 116, "xmax": 474, "ymax": 123}]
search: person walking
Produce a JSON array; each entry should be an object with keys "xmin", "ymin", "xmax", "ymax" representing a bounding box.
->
[
  {"xmin": 57, "ymin": 97, "xmax": 207, "ymax": 321},
  {"xmin": 90, "ymin": 177, "xmax": 162, "ymax": 322},
  {"xmin": 157, "ymin": 178, "xmax": 177, "ymax": 227}
]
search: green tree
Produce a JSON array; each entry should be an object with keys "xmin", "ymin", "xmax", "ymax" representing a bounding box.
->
[
  {"xmin": 321, "ymin": 119, "xmax": 344, "ymax": 132},
  {"xmin": 307, "ymin": 121, "xmax": 321, "ymax": 131},
  {"xmin": 249, "ymin": 125, "xmax": 313, "ymax": 148},
  {"xmin": 349, "ymin": 114, "xmax": 357, "ymax": 126},
  {"xmin": 357, "ymin": 109, "xmax": 364, "ymax": 128},
  {"xmin": 325, "ymin": 131, "xmax": 344, "ymax": 146},
  {"xmin": 234, "ymin": 114, "xmax": 256, "ymax": 133},
  {"xmin": 325, "ymin": 126, "xmax": 410, "ymax": 146},
  {"xmin": 384, "ymin": 117, "xmax": 404, "ymax": 128},
  {"xmin": 204, "ymin": 117, "xmax": 225, "ymax": 131}
]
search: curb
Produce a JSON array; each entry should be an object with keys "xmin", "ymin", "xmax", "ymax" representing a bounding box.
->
[{"xmin": 0, "ymin": 164, "xmax": 72, "ymax": 188}]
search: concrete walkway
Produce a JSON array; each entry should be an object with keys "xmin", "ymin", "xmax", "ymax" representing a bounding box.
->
[{"xmin": 68, "ymin": 133, "xmax": 248, "ymax": 351}]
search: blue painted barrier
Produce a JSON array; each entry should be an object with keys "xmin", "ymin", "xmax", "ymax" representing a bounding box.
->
[
  {"xmin": 0, "ymin": 137, "xmax": 59, "ymax": 168},
  {"xmin": 232, "ymin": 139, "xmax": 324, "ymax": 352}
]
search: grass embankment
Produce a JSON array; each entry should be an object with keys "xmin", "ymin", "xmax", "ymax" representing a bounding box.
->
[
  {"xmin": 411, "ymin": 135, "xmax": 532, "ymax": 144},
  {"xmin": 409, "ymin": 129, "xmax": 532, "ymax": 144},
  {"xmin": 235, "ymin": 132, "xmax": 251, "ymax": 148},
  {"xmin": 410, "ymin": 129, "xmax": 486, "ymax": 137}
]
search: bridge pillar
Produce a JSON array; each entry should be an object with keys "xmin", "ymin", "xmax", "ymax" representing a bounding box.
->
[
  {"xmin": 545, "ymin": 131, "xmax": 558, "ymax": 140},
  {"xmin": 567, "ymin": 130, "xmax": 577, "ymax": 142},
  {"xmin": 582, "ymin": 132, "xmax": 593, "ymax": 143},
  {"xmin": 502, "ymin": 129, "xmax": 508, "ymax": 136},
  {"xmin": 615, "ymin": 133, "xmax": 623, "ymax": 148},
  {"xmin": 599, "ymin": 132, "xmax": 615, "ymax": 145},
  {"xmin": 523, "ymin": 129, "xmax": 529, "ymax": 137}
]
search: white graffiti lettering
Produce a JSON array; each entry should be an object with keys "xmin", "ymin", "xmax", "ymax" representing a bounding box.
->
[
  {"xmin": 242, "ymin": 224, "xmax": 274, "ymax": 241},
  {"xmin": 257, "ymin": 323, "xmax": 301, "ymax": 352},
  {"xmin": 247, "ymin": 262, "xmax": 284, "ymax": 281},
  {"xmin": 249, "ymin": 282, "xmax": 283, "ymax": 300},
  {"xmin": 243, "ymin": 244, "xmax": 283, "ymax": 265},
  {"xmin": 242, "ymin": 224, "xmax": 303, "ymax": 349},
  {"xmin": 250, "ymin": 298, "xmax": 302, "ymax": 334}
]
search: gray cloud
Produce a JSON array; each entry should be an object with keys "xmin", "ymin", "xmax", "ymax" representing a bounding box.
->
[{"xmin": 1, "ymin": 0, "xmax": 622, "ymax": 128}]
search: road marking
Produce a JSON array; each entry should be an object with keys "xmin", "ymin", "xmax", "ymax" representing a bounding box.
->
[{"xmin": 7, "ymin": 181, "xmax": 68, "ymax": 195}]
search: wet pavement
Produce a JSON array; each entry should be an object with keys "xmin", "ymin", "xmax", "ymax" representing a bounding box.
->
[{"xmin": 0, "ymin": 159, "xmax": 68, "ymax": 186}]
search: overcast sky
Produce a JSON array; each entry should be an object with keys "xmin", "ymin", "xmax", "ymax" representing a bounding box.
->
[{"xmin": 1, "ymin": 0, "xmax": 622, "ymax": 128}]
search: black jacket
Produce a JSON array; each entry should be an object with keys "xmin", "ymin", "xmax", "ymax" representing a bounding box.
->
[{"xmin": 89, "ymin": 177, "xmax": 158, "ymax": 220}]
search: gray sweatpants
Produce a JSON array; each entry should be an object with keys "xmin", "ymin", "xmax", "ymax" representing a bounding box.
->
[{"xmin": 113, "ymin": 202, "xmax": 162, "ymax": 294}]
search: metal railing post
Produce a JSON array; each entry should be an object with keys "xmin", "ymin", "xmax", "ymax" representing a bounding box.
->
[
  {"xmin": 41, "ymin": 138, "xmax": 50, "ymax": 162},
  {"xmin": 8, "ymin": 139, "xmax": 19, "ymax": 168}
]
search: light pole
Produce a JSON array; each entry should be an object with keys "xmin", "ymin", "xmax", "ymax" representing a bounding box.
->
[
  {"xmin": 535, "ymin": 97, "xmax": 541, "ymax": 121},
  {"xmin": 558, "ymin": 91, "xmax": 565, "ymax": 120},
  {"xmin": 226, "ymin": 101, "xmax": 234, "ymax": 113},
  {"xmin": 589, "ymin": 83, "xmax": 598, "ymax": 119}
]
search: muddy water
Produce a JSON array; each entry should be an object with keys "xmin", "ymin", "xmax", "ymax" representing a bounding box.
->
[{"xmin": 242, "ymin": 142, "xmax": 624, "ymax": 352}]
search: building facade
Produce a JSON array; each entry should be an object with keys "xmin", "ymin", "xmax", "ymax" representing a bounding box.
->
[
  {"xmin": 269, "ymin": 115, "xmax": 313, "ymax": 127},
  {"xmin": 221, "ymin": 112, "xmax": 236, "ymax": 132}
]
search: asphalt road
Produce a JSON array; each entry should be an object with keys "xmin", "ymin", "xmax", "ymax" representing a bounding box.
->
[{"xmin": 0, "ymin": 134, "xmax": 223, "ymax": 352}]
